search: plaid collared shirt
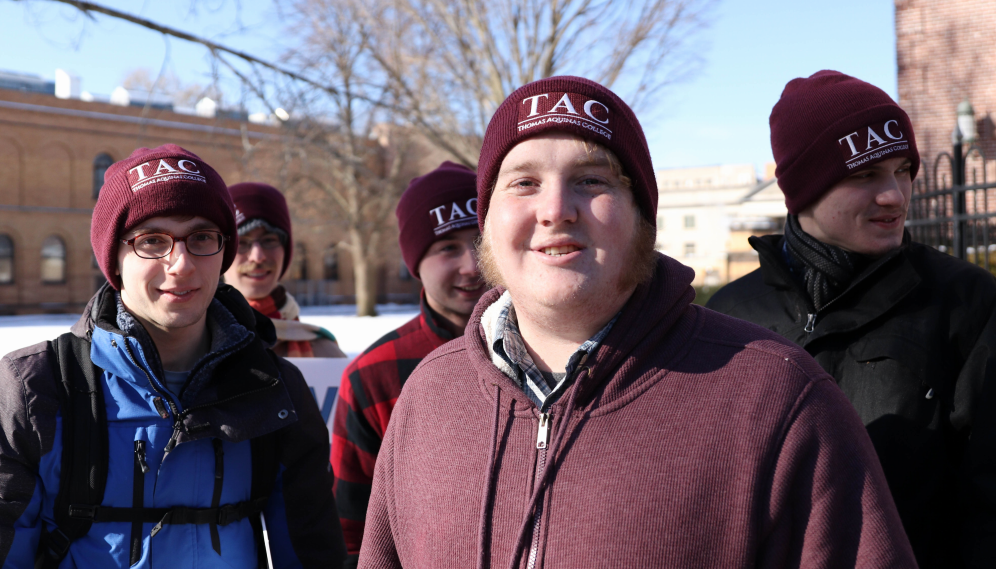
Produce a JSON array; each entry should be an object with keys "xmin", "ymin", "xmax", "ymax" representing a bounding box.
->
[{"xmin": 493, "ymin": 297, "xmax": 618, "ymax": 410}]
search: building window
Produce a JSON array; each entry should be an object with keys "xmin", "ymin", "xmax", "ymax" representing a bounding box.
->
[
  {"xmin": 41, "ymin": 235, "xmax": 66, "ymax": 283},
  {"xmin": 0, "ymin": 235, "xmax": 13, "ymax": 284},
  {"xmin": 93, "ymin": 153, "xmax": 113, "ymax": 199},
  {"xmin": 684, "ymin": 215, "xmax": 695, "ymax": 229},
  {"xmin": 289, "ymin": 242, "xmax": 308, "ymax": 280},
  {"xmin": 323, "ymin": 247, "xmax": 339, "ymax": 281},
  {"xmin": 684, "ymin": 242, "xmax": 695, "ymax": 258},
  {"xmin": 399, "ymin": 258, "xmax": 412, "ymax": 281}
]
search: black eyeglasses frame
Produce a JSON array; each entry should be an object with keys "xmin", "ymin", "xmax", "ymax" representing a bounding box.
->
[{"xmin": 120, "ymin": 230, "xmax": 230, "ymax": 260}]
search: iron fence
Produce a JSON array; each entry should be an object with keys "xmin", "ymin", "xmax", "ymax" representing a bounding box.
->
[{"xmin": 907, "ymin": 140, "xmax": 996, "ymax": 273}]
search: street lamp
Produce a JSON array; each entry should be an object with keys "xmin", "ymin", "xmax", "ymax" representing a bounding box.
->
[
  {"xmin": 958, "ymin": 99, "xmax": 977, "ymax": 144},
  {"xmin": 951, "ymin": 99, "xmax": 975, "ymax": 260}
]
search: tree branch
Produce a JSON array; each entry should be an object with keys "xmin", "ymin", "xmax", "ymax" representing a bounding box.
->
[{"xmin": 40, "ymin": 0, "xmax": 346, "ymax": 99}]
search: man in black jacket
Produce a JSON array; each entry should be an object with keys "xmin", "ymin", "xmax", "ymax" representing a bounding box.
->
[{"xmin": 708, "ymin": 70, "xmax": 996, "ymax": 568}]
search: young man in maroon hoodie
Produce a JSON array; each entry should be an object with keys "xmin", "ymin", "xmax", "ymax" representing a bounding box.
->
[
  {"xmin": 359, "ymin": 77, "xmax": 915, "ymax": 568},
  {"xmin": 331, "ymin": 162, "xmax": 486, "ymax": 566}
]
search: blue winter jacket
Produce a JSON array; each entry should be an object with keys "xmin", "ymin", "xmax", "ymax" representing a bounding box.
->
[{"xmin": 0, "ymin": 284, "xmax": 345, "ymax": 568}]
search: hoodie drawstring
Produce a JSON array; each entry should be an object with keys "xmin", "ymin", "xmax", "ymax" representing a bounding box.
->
[
  {"xmin": 477, "ymin": 383, "xmax": 502, "ymax": 569},
  {"xmin": 505, "ymin": 366, "xmax": 591, "ymax": 569}
]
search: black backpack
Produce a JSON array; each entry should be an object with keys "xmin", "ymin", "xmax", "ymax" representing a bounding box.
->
[{"xmin": 35, "ymin": 332, "xmax": 279, "ymax": 569}]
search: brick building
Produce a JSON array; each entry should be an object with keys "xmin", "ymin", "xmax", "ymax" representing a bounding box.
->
[
  {"xmin": 0, "ymin": 72, "xmax": 420, "ymax": 314},
  {"xmin": 896, "ymin": 0, "xmax": 996, "ymax": 172}
]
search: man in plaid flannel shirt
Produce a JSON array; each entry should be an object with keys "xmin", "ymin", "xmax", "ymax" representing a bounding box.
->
[
  {"xmin": 490, "ymin": 293, "xmax": 618, "ymax": 409},
  {"xmin": 330, "ymin": 162, "xmax": 487, "ymax": 566}
]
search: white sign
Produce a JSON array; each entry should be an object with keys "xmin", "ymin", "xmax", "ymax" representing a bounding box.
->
[{"xmin": 286, "ymin": 357, "xmax": 353, "ymax": 439}]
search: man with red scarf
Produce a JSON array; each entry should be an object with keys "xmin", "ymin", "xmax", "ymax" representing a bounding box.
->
[{"xmin": 225, "ymin": 182, "xmax": 345, "ymax": 358}]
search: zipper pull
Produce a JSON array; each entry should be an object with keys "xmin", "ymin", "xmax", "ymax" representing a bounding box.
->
[
  {"xmin": 134, "ymin": 440, "xmax": 150, "ymax": 474},
  {"xmin": 164, "ymin": 428, "xmax": 180, "ymax": 455},
  {"xmin": 536, "ymin": 413, "xmax": 551, "ymax": 450},
  {"xmin": 153, "ymin": 397, "xmax": 169, "ymax": 419},
  {"xmin": 804, "ymin": 313, "xmax": 816, "ymax": 333}
]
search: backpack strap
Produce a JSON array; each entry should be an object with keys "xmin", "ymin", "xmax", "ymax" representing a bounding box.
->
[
  {"xmin": 35, "ymin": 331, "xmax": 283, "ymax": 568},
  {"xmin": 36, "ymin": 332, "xmax": 107, "ymax": 569},
  {"xmin": 249, "ymin": 432, "xmax": 279, "ymax": 569},
  {"xmin": 247, "ymin": 349, "xmax": 286, "ymax": 569}
]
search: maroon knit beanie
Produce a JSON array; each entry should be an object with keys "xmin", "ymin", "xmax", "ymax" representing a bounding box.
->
[
  {"xmin": 770, "ymin": 70, "xmax": 920, "ymax": 214},
  {"xmin": 396, "ymin": 161, "xmax": 478, "ymax": 279},
  {"xmin": 476, "ymin": 76, "xmax": 657, "ymax": 232},
  {"xmin": 91, "ymin": 144, "xmax": 237, "ymax": 290},
  {"xmin": 229, "ymin": 182, "xmax": 294, "ymax": 278}
]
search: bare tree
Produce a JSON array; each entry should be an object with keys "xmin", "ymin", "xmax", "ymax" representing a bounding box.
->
[
  {"xmin": 121, "ymin": 68, "xmax": 218, "ymax": 109},
  {"xmin": 24, "ymin": 0, "xmax": 436, "ymax": 316},
  {"xmin": 299, "ymin": 0, "xmax": 715, "ymax": 167},
  {"xmin": 25, "ymin": 0, "xmax": 713, "ymax": 315},
  {"xmin": 273, "ymin": 0, "xmax": 427, "ymax": 316},
  {"xmin": 38, "ymin": 0, "xmax": 713, "ymax": 161}
]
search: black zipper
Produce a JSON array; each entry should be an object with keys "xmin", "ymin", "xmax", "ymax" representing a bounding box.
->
[
  {"xmin": 210, "ymin": 438, "xmax": 224, "ymax": 555},
  {"xmin": 120, "ymin": 338, "xmax": 189, "ymax": 456},
  {"xmin": 165, "ymin": 380, "xmax": 280, "ymax": 453},
  {"xmin": 802, "ymin": 281, "xmax": 866, "ymax": 334},
  {"xmin": 131, "ymin": 440, "xmax": 148, "ymax": 565},
  {"xmin": 756, "ymin": 237, "xmax": 896, "ymax": 336},
  {"xmin": 774, "ymin": 246, "xmax": 905, "ymax": 336},
  {"xmin": 153, "ymin": 397, "xmax": 169, "ymax": 419},
  {"xmin": 135, "ymin": 440, "xmax": 150, "ymax": 474},
  {"xmin": 121, "ymin": 339, "xmax": 180, "ymax": 418},
  {"xmin": 121, "ymin": 333, "xmax": 280, "ymax": 453},
  {"xmin": 802, "ymin": 282, "xmax": 855, "ymax": 334}
]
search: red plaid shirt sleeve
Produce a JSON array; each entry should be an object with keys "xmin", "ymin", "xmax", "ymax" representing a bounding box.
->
[{"xmin": 331, "ymin": 308, "xmax": 450, "ymax": 560}]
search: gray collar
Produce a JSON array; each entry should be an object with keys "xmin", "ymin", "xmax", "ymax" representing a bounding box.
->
[{"xmin": 115, "ymin": 292, "xmax": 254, "ymax": 405}]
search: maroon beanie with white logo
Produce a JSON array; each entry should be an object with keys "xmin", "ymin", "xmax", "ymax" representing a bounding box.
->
[
  {"xmin": 770, "ymin": 70, "xmax": 920, "ymax": 214},
  {"xmin": 476, "ymin": 76, "xmax": 658, "ymax": 232},
  {"xmin": 91, "ymin": 144, "xmax": 237, "ymax": 289},
  {"xmin": 229, "ymin": 182, "xmax": 294, "ymax": 278},
  {"xmin": 396, "ymin": 161, "xmax": 478, "ymax": 279}
]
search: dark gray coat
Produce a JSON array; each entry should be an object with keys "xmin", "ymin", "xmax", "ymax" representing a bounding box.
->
[{"xmin": 708, "ymin": 236, "xmax": 996, "ymax": 568}]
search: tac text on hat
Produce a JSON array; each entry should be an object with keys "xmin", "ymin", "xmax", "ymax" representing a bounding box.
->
[{"xmin": 476, "ymin": 76, "xmax": 658, "ymax": 233}]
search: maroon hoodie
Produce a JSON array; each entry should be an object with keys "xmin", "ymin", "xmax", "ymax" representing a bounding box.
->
[{"xmin": 359, "ymin": 255, "xmax": 915, "ymax": 568}]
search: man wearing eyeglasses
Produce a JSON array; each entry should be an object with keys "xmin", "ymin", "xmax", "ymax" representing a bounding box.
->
[
  {"xmin": 224, "ymin": 182, "xmax": 345, "ymax": 358},
  {"xmin": 0, "ymin": 145, "xmax": 345, "ymax": 568}
]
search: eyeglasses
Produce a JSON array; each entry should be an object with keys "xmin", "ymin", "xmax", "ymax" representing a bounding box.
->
[
  {"xmin": 238, "ymin": 235, "xmax": 284, "ymax": 254},
  {"xmin": 121, "ymin": 230, "xmax": 229, "ymax": 260}
]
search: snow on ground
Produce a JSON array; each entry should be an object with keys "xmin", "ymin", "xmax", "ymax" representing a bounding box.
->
[
  {"xmin": 296, "ymin": 304, "xmax": 419, "ymax": 355},
  {"xmin": 0, "ymin": 304, "xmax": 420, "ymax": 358}
]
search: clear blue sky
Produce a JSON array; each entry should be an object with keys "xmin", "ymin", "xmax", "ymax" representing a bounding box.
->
[
  {"xmin": 648, "ymin": 0, "xmax": 897, "ymax": 174},
  {"xmin": 0, "ymin": 0, "xmax": 897, "ymax": 176}
]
